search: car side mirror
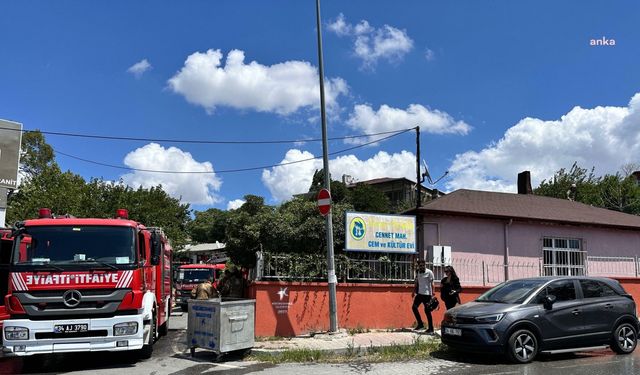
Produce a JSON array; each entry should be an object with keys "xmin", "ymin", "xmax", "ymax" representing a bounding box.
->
[{"xmin": 543, "ymin": 294, "xmax": 557, "ymax": 310}]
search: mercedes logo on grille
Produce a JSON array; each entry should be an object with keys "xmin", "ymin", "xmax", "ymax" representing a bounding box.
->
[{"xmin": 63, "ymin": 290, "xmax": 82, "ymax": 308}]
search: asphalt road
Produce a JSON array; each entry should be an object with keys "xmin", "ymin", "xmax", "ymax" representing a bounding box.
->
[{"xmin": 1, "ymin": 312, "xmax": 640, "ymax": 374}]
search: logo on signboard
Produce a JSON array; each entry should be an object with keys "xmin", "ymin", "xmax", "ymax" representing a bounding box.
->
[{"xmin": 349, "ymin": 217, "xmax": 366, "ymax": 240}]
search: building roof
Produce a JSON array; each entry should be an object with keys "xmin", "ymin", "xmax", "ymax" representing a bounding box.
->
[
  {"xmin": 184, "ymin": 242, "xmax": 226, "ymax": 253},
  {"xmin": 414, "ymin": 189, "xmax": 640, "ymax": 230}
]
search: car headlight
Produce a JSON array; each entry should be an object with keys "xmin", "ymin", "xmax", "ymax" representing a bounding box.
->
[
  {"xmin": 475, "ymin": 313, "xmax": 504, "ymax": 323},
  {"xmin": 5, "ymin": 326, "xmax": 29, "ymax": 340},
  {"xmin": 113, "ymin": 322, "xmax": 138, "ymax": 336}
]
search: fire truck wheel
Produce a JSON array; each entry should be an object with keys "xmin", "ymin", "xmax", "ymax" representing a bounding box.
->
[
  {"xmin": 138, "ymin": 308, "xmax": 157, "ymax": 359},
  {"xmin": 159, "ymin": 321, "xmax": 168, "ymax": 336}
]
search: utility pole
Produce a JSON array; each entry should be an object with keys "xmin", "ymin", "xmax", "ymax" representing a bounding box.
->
[
  {"xmin": 315, "ymin": 0, "xmax": 338, "ymax": 332},
  {"xmin": 415, "ymin": 126, "xmax": 421, "ymax": 210},
  {"xmin": 415, "ymin": 126, "xmax": 424, "ymax": 261}
]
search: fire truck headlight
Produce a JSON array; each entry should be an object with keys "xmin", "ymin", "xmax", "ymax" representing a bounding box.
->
[
  {"xmin": 113, "ymin": 322, "xmax": 138, "ymax": 336},
  {"xmin": 5, "ymin": 326, "xmax": 29, "ymax": 340}
]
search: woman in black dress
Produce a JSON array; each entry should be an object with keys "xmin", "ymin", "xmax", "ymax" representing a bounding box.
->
[{"xmin": 440, "ymin": 265, "xmax": 462, "ymax": 310}]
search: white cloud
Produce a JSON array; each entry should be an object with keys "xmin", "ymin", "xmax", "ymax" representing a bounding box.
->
[
  {"xmin": 446, "ymin": 93, "xmax": 640, "ymax": 192},
  {"xmin": 346, "ymin": 104, "xmax": 471, "ymax": 143},
  {"xmin": 127, "ymin": 59, "xmax": 152, "ymax": 78},
  {"xmin": 121, "ymin": 143, "xmax": 222, "ymax": 205},
  {"xmin": 168, "ymin": 49, "xmax": 348, "ymax": 115},
  {"xmin": 425, "ymin": 48, "xmax": 435, "ymax": 62},
  {"xmin": 327, "ymin": 13, "xmax": 414, "ymax": 69},
  {"xmin": 261, "ymin": 149, "xmax": 417, "ymax": 202},
  {"xmin": 226, "ymin": 199, "xmax": 246, "ymax": 210}
]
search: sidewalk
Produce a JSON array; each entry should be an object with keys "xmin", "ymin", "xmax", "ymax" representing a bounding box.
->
[{"xmin": 252, "ymin": 330, "xmax": 441, "ymax": 355}]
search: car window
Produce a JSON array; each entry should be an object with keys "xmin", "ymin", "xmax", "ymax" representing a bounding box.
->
[
  {"xmin": 580, "ymin": 280, "xmax": 618, "ymax": 298},
  {"xmin": 535, "ymin": 280, "xmax": 576, "ymax": 303},
  {"xmin": 477, "ymin": 279, "xmax": 547, "ymax": 304}
]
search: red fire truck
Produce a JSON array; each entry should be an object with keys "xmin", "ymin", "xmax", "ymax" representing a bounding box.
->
[
  {"xmin": 174, "ymin": 263, "xmax": 225, "ymax": 311},
  {"xmin": 0, "ymin": 229, "xmax": 12, "ymax": 332},
  {"xmin": 2, "ymin": 208, "xmax": 172, "ymax": 358}
]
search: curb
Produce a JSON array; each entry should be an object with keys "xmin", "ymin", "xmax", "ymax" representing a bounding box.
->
[{"xmin": 251, "ymin": 333, "xmax": 441, "ymax": 357}]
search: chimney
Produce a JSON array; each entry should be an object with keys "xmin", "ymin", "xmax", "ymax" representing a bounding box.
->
[{"xmin": 517, "ymin": 171, "xmax": 533, "ymax": 194}]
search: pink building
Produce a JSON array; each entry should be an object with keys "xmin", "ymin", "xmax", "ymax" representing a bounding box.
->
[{"xmin": 410, "ymin": 182, "xmax": 640, "ymax": 285}]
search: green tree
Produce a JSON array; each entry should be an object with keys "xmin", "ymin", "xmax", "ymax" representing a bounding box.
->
[
  {"xmin": 349, "ymin": 183, "xmax": 390, "ymax": 213},
  {"xmin": 224, "ymin": 195, "xmax": 273, "ymax": 267},
  {"xmin": 597, "ymin": 174, "xmax": 640, "ymax": 214},
  {"xmin": 534, "ymin": 162, "xmax": 601, "ymax": 204},
  {"xmin": 535, "ymin": 162, "xmax": 640, "ymax": 216},
  {"xmin": 19, "ymin": 130, "xmax": 56, "ymax": 177},
  {"xmin": 187, "ymin": 208, "xmax": 229, "ymax": 243},
  {"xmin": 307, "ymin": 169, "xmax": 350, "ymax": 204}
]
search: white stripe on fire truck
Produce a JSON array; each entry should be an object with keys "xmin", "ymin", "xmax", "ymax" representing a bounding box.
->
[
  {"xmin": 18, "ymin": 273, "xmax": 29, "ymax": 291},
  {"xmin": 11, "ymin": 274, "xmax": 20, "ymax": 291},
  {"xmin": 117, "ymin": 271, "xmax": 132, "ymax": 288},
  {"xmin": 12, "ymin": 274, "xmax": 25, "ymax": 291},
  {"xmin": 115, "ymin": 271, "xmax": 125, "ymax": 288},
  {"xmin": 125, "ymin": 270, "xmax": 134, "ymax": 287},
  {"xmin": 123, "ymin": 270, "xmax": 133, "ymax": 287}
]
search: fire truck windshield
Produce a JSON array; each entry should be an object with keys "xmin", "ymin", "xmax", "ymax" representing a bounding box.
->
[
  {"xmin": 12, "ymin": 226, "xmax": 136, "ymax": 268},
  {"xmin": 178, "ymin": 269, "xmax": 215, "ymax": 283}
]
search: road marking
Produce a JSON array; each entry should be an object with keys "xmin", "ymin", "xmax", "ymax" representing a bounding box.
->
[
  {"xmin": 480, "ymin": 371, "xmax": 520, "ymax": 375},
  {"xmin": 214, "ymin": 363, "xmax": 243, "ymax": 369}
]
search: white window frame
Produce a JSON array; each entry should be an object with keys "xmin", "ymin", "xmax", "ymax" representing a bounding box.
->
[{"xmin": 542, "ymin": 237, "xmax": 586, "ymax": 276}]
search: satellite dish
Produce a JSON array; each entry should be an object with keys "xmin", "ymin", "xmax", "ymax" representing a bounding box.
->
[
  {"xmin": 422, "ymin": 160, "xmax": 433, "ymax": 184},
  {"xmin": 420, "ymin": 159, "xmax": 449, "ymax": 186}
]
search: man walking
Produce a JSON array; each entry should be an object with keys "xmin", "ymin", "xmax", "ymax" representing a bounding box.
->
[{"xmin": 412, "ymin": 259, "xmax": 434, "ymax": 333}]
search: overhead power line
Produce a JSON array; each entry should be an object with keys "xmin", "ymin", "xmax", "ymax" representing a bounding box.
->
[
  {"xmin": 0, "ymin": 125, "xmax": 411, "ymax": 145},
  {"xmin": 53, "ymin": 128, "xmax": 413, "ymax": 174}
]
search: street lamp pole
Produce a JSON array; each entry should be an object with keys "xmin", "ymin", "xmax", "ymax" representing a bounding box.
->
[{"xmin": 315, "ymin": 0, "xmax": 338, "ymax": 333}]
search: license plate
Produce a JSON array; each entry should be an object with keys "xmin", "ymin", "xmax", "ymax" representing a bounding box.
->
[
  {"xmin": 444, "ymin": 327, "xmax": 462, "ymax": 336},
  {"xmin": 54, "ymin": 324, "xmax": 88, "ymax": 333}
]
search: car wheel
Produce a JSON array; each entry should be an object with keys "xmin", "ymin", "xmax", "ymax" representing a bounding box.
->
[
  {"xmin": 507, "ymin": 329, "xmax": 538, "ymax": 363},
  {"xmin": 611, "ymin": 322, "xmax": 637, "ymax": 354}
]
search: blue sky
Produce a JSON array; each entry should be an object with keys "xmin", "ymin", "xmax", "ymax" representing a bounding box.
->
[{"xmin": 1, "ymin": 1, "xmax": 639, "ymax": 211}]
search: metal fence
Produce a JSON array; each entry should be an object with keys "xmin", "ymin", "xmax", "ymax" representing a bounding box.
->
[
  {"xmin": 587, "ymin": 256, "xmax": 638, "ymax": 278},
  {"xmin": 255, "ymin": 252, "xmax": 640, "ymax": 285}
]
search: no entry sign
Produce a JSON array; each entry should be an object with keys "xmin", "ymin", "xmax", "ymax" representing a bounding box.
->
[{"xmin": 317, "ymin": 188, "xmax": 331, "ymax": 216}]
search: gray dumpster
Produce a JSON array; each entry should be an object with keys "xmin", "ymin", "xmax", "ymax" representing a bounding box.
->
[{"xmin": 187, "ymin": 298, "xmax": 255, "ymax": 358}]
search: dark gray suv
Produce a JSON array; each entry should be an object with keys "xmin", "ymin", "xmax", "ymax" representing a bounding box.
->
[{"xmin": 441, "ymin": 276, "xmax": 639, "ymax": 363}]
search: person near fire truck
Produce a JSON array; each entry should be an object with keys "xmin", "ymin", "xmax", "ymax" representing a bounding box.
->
[{"xmin": 191, "ymin": 277, "xmax": 218, "ymax": 299}]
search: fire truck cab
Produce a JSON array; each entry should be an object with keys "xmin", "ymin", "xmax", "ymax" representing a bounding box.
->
[
  {"xmin": 175, "ymin": 263, "xmax": 225, "ymax": 311},
  {"xmin": 2, "ymin": 209, "xmax": 172, "ymax": 358}
]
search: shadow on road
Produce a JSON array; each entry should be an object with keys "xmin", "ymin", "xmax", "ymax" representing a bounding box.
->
[
  {"xmin": 430, "ymin": 346, "xmax": 509, "ymax": 365},
  {"xmin": 432, "ymin": 345, "xmax": 615, "ymax": 366},
  {"xmin": 0, "ymin": 351, "xmax": 140, "ymax": 374}
]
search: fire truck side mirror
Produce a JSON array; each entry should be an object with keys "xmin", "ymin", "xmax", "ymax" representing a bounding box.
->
[{"xmin": 150, "ymin": 232, "xmax": 162, "ymax": 266}]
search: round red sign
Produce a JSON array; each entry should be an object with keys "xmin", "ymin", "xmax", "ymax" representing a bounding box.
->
[{"xmin": 317, "ymin": 188, "xmax": 332, "ymax": 216}]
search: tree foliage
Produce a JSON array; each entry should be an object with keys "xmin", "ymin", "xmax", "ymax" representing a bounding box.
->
[
  {"xmin": 187, "ymin": 208, "xmax": 229, "ymax": 244},
  {"xmin": 19, "ymin": 130, "xmax": 56, "ymax": 177},
  {"xmin": 535, "ymin": 162, "xmax": 640, "ymax": 215}
]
